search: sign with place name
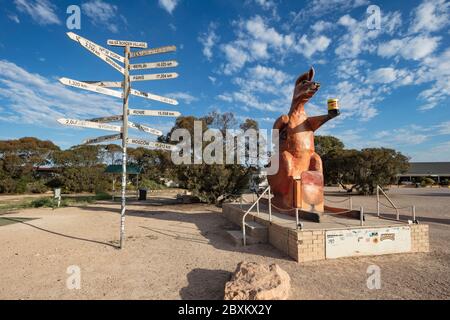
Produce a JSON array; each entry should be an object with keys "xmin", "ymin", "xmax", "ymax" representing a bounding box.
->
[
  {"xmin": 130, "ymin": 73, "xmax": 178, "ymax": 82},
  {"xmin": 67, "ymin": 32, "xmax": 125, "ymax": 63},
  {"xmin": 57, "ymin": 118, "xmax": 122, "ymax": 132},
  {"xmin": 130, "ymin": 89, "xmax": 178, "ymax": 105},
  {"xmin": 127, "ymin": 138, "xmax": 175, "ymax": 151},
  {"xmin": 87, "ymin": 115, "xmax": 123, "ymax": 123},
  {"xmin": 83, "ymin": 133, "xmax": 122, "ymax": 145},
  {"xmin": 129, "ymin": 109, "xmax": 181, "ymax": 117},
  {"xmin": 130, "ymin": 45, "xmax": 176, "ymax": 58},
  {"xmin": 83, "ymin": 81, "xmax": 123, "ymax": 88},
  {"xmin": 59, "ymin": 78, "xmax": 123, "ymax": 99},
  {"xmin": 129, "ymin": 60, "xmax": 178, "ymax": 70},
  {"xmin": 107, "ymin": 39, "xmax": 147, "ymax": 48},
  {"xmin": 67, "ymin": 32, "xmax": 125, "ymax": 74},
  {"xmin": 128, "ymin": 122, "xmax": 162, "ymax": 136}
]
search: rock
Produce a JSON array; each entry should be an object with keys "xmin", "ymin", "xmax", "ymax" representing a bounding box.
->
[{"xmin": 224, "ymin": 261, "xmax": 291, "ymax": 300}]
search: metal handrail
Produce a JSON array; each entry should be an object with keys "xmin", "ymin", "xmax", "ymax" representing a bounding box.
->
[
  {"xmin": 376, "ymin": 185, "xmax": 417, "ymax": 223},
  {"xmin": 242, "ymin": 186, "xmax": 271, "ymax": 246}
]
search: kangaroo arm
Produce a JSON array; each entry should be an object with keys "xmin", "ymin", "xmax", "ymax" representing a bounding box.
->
[{"xmin": 308, "ymin": 114, "xmax": 332, "ymax": 132}]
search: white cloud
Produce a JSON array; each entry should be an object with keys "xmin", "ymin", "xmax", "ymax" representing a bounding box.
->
[
  {"xmin": 253, "ymin": 0, "xmax": 276, "ymax": 10},
  {"xmin": 410, "ymin": 0, "xmax": 450, "ymax": 34},
  {"xmin": 198, "ymin": 23, "xmax": 219, "ymax": 61},
  {"xmin": 295, "ymin": 34, "xmax": 331, "ymax": 58},
  {"xmin": 292, "ymin": 0, "xmax": 368, "ymax": 21},
  {"xmin": 82, "ymin": 0, "xmax": 126, "ymax": 33},
  {"xmin": 221, "ymin": 44, "xmax": 250, "ymax": 75},
  {"xmin": 158, "ymin": 0, "xmax": 179, "ymax": 14},
  {"xmin": 8, "ymin": 14, "xmax": 20, "ymax": 24},
  {"xmin": 0, "ymin": 60, "xmax": 121, "ymax": 125},
  {"xmin": 166, "ymin": 92, "xmax": 198, "ymax": 105},
  {"xmin": 367, "ymin": 67, "xmax": 413, "ymax": 85},
  {"xmin": 14, "ymin": 0, "xmax": 61, "ymax": 25},
  {"xmin": 377, "ymin": 35, "xmax": 441, "ymax": 60},
  {"xmin": 311, "ymin": 21, "xmax": 333, "ymax": 33}
]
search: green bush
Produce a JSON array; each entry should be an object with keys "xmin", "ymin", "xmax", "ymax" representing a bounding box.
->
[
  {"xmin": 30, "ymin": 197, "xmax": 56, "ymax": 208},
  {"xmin": 26, "ymin": 180, "xmax": 49, "ymax": 193},
  {"xmin": 139, "ymin": 179, "xmax": 167, "ymax": 190},
  {"xmin": 0, "ymin": 177, "xmax": 17, "ymax": 193},
  {"xmin": 421, "ymin": 177, "xmax": 435, "ymax": 187}
]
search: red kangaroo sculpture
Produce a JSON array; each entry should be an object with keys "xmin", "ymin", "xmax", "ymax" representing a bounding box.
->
[{"xmin": 268, "ymin": 67, "xmax": 340, "ymax": 213}]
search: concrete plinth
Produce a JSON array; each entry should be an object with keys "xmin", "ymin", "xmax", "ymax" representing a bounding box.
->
[{"xmin": 222, "ymin": 203, "xmax": 430, "ymax": 263}]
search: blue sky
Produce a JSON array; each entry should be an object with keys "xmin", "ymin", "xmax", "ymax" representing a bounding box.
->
[{"xmin": 0, "ymin": 0, "xmax": 449, "ymax": 161}]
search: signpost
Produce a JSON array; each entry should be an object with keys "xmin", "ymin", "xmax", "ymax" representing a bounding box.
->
[{"xmin": 57, "ymin": 33, "xmax": 181, "ymax": 249}]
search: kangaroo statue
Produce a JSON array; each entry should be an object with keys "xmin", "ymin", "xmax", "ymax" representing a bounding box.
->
[{"xmin": 268, "ymin": 67, "xmax": 340, "ymax": 214}]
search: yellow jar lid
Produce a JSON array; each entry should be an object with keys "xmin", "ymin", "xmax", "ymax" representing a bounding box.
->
[{"xmin": 327, "ymin": 98, "xmax": 338, "ymax": 103}]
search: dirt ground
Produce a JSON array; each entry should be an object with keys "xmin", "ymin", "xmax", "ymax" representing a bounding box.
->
[{"xmin": 0, "ymin": 187, "xmax": 449, "ymax": 300}]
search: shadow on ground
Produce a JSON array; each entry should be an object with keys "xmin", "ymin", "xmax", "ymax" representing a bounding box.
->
[{"xmin": 179, "ymin": 268, "xmax": 232, "ymax": 300}]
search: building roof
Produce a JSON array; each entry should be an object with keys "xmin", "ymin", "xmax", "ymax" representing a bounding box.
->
[
  {"xmin": 401, "ymin": 162, "xmax": 450, "ymax": 176},
  {"xmin": 105, "ymin": 165, "xmax": 141, "ymax": 174}
]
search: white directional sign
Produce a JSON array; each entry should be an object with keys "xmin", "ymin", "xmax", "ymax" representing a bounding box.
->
[
  {"xmin": 57, "ymin": 118, "xmax": 122, "ymax": 132},
  {"xmin": 129, "ymin": 109, "xmax": 181, "ymax": 117},
  {"xmin": 127, "ymin": 138, "xmax": 175, "ymax": 151},
  {"xmin": 129, "ymin": 60, "xmax": 178, "ymax": 70},
  {"xmin": 128, "ymin": 122, "xmax": 162, "ymax": 136},
  {"xmin": 59, "ymin": 78, "xmax": 123, "ymax": 99},
  {"xmin": 84, "ymin": 81, "xmax": 123, "ymax": 88},
  {"xmin": 130, "ymin": 45, "xmax": 176, "ymax": 58},
  {"xmin": 130, "ymin": 72, "xmax": 178, "ymax": 82},
  {"xmin": 107, "ymin": 39, "xmax": 148, "ymax": 48},
  {"xmin": 67, "ymin": 32, "xmax": 125, "ymax": 63},
  {"xmin": 83, "ymin": 133, "xmax": 122, "ymax": 145},
  {"xmin": 88, "ymin": 115, "xmax": 123, "ymax": 123},
  {"xmin": 130, "ymin": 88, "xmax": 178, "ymax": 105},
  {"xmin": 67, "ymin": 32, "xmax": 125, "ymax": 74}
]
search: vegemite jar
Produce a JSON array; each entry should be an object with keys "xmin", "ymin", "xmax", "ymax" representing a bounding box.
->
[{"xmin": 327, "ymin": 98, "xmax": 340, "ymax": 117}]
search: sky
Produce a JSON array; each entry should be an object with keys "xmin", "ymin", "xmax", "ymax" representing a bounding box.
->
[{"xmin": 0, "ymin": 0, "xmax": 449, "ymax": 161}]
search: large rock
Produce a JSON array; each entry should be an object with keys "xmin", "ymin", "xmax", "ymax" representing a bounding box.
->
[{"xmin": 224, "ymin": 261, "xmax": 291, "ymax": 300}]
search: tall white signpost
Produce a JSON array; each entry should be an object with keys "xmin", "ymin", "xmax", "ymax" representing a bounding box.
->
[{"xmin": 58, "ymin": 32, "xmax": 180, "ymax": 249}]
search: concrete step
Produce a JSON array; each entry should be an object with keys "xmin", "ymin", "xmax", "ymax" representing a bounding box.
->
[
  {"xmin": 225, "ymin": 230, "xmax": 261, "ymax": 246},
  {"xmin": 244, "ymin": 221, "xmax": 268, "ymax": 242}
]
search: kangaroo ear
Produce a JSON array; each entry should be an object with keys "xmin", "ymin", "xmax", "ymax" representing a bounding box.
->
[{"xmin": 295, "ymin": 66, "xmax": 315, "ymax": 85}]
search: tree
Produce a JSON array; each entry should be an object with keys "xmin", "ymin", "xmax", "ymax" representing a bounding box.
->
[
  {"xmin": 314, "ymin": 135, "xmax": 344, "ymax": 156},
  {"xmin": 166, "ymin": 112, "xmax": 260, "ymax": 204}
]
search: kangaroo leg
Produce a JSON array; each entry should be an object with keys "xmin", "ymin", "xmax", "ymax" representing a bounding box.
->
[
  {"xmin": 268, "ymin": 150, "xmax": 295, "ymax": 210},
  {"xmin": 309, "ymin": 152, "xmax": 323, "ymax": 172}
]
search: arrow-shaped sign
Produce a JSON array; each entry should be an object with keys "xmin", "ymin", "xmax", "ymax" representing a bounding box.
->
[
  {"xmin": 83, "ymin": 133, "xmax": 122, "ymax": 145},
  {"xmin": 130, "ymin": 89, "xmax": 178, "ymax": 105},
  {"xmin": 87, "ymin": 115, "xmax": 123, "ymax": 123},
  {"xmin": 107, "ymin": 39, "xmax": 148, "ymax": 48},
  {"xmin": 67, "ymin": 32, "xmax": 125, "ymax": 74},
  {"xmin": 57, "ymin": 118, "xmax": 122, "ymax": 132},
  {"xmin": 83, "ymin": 81, "xmax": 123, "ymax": 88},
  {"xmin": 129, "ymin": 60, "xmax": 178, "ymax": 70},
  {"xmin": 127, "ymin": 138, "xmax": 175, "ymax": 151},
  {"xmin": 128, "ymin": 122, "xmax": 162, "ymax": 136},
  {"xmin": 129, "ymin": 109, "xmax": 181, "ymax": 117},
  {"xmin": 130, "ymin": 72, "xmax": 178, "ymax": 82},
  {"xmin": 67, "ymin": 32, "xmax": 124, "ymax": 63},
  {"xmin": 130, "ymin": 45, "xmax": 176, "ymax": 58},
  {"xmin": 59, "ymin": 78, "xmax": 123, "ymax": 99}
]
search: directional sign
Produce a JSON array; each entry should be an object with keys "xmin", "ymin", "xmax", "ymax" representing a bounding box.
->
[
  {"xmin": 83, "ymin": 133, "xmax": 122, "ymax": 145},
  {"xmin": 88, "ymin": 115, "xmax": 123, "ymax": 123},
  {"xmin": 129, "ymin": 60, "xmax": 178, "ymax": 70},
  {"xmin": 67, "ymin": 32, "xmax": 125, "ymax": 74},
  {"xmin": 83, "ymin": 81, "xmax": 123, "ymax": 88},
  {"xmin": 127, "ymin": 138, "xmax": 175, "ymax": 151},
  {"xmin": 128, "ymin": 122, "xmax": 162, "ymax": 136},
  {"xmin": 130, "ymin": 73, "xmax": 178, "ymax": 82},
  {"xmin": 129, "ymin": 109, "xmax": 181, "ymax": 117},
  {"xmin": 57, "ymin": 118, "xmax": 122, "ymax": 132},
  {"xmin": 107, "ymin": 39, "xmax": 147, "ymax": 48},
  {"xmin": 130, "ymin": 88, "xmax": 178, "ymax": 105},
  {"xmin": 67, "ymin": 32, "xmax": 125, "ymax": 63},
  {"xmin": 130, "ymin": 45, "xmax": 176, "ymax": 58},
  {"xmin": 59, "ymin": 78, "xmax": 123, "ymax": 99}
]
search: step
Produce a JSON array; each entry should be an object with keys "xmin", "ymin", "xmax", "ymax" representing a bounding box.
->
[
  {"xmin": 245, "ymin": 221, "xmax": 268, "ymax": 242},
  {"xmin": 225, "ymin": 230, "xmax": 261, "ymax": 246}
]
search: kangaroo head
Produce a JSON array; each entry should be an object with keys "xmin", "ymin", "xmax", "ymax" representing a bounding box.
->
[{"xmin": 291, "ymin": 67, "xmax": 320, "ymax": 110}]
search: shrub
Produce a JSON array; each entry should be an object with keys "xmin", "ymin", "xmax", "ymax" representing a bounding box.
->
[
  {"xmin": 30, "ymin": 197, "xmax": 56, "ymax": 208},
  {"xmin": 26, "ymin": 180, "xmax": 49, "ymax": 193},
  {"xmin": 139, "ymin": 179, "xmax": 167, "ymax": 190},
  {"xmin": 420, "ymin": 177, "xmax": 435, "ymax": 187}
]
